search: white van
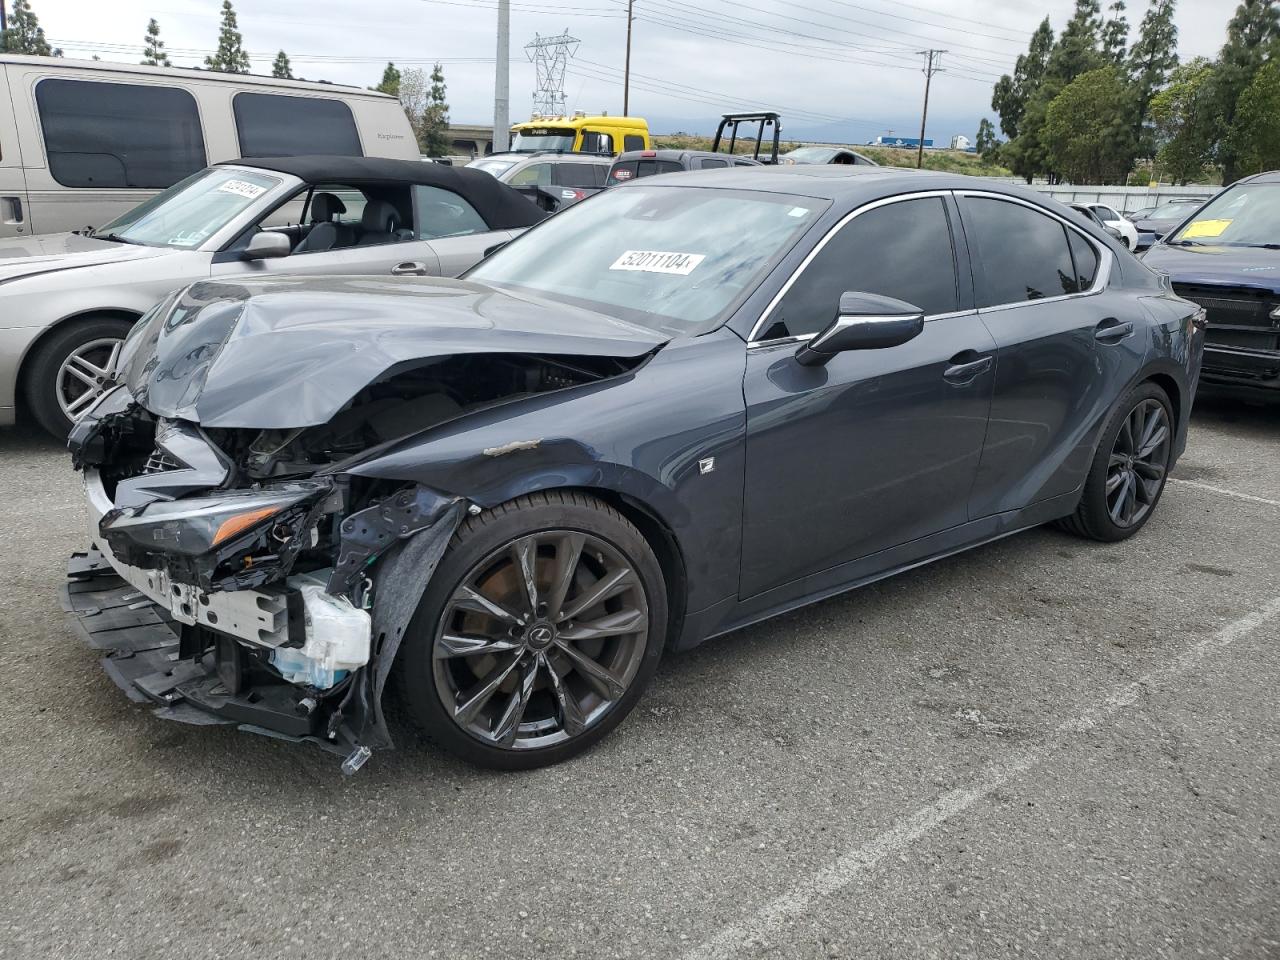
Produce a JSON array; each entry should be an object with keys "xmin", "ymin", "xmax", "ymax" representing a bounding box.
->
[{"xmin": 0, "ymin": 55, "xmax": 419, "ymax": 237}]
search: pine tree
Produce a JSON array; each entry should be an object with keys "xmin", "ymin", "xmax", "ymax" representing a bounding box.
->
[
  {"xmin": 271, "ymin": 50, "xmax": 293, "ymax": 79},
  {"xmin": 141, "ymin": 18, "xmax": 171, "ymax": 67},
  {"xmin": 1046, "ymin": 0, "xmax": 1106, "ymax": 86},
  {"xmin": 1, "ymin": 0, "xmax": 62, "ymax": 56},
  {"xmin": 1128, "ymin": 0, "xmax": 1179, "ymax": 109},
  {"xmin": 373, "ymin": 62, "xmax": 401, "ymax": 97},
  {"xmin": 419, "ymin": 62, "xmax": 451, "ymax": 157},
  {"xmin": 204, "ymin": 0, "xmax": 250, "ymax": 74},
  {"xmin": 975, "ymin": 118, "xmax": 999, "ymax": 156},
  {"xmin": 1215, "ymin": 0, "xmax": 1280, "ymax": 182},
  {"xmin": 991, "ymin": 17, "xmax": 1055, "ymax": 140},
  {"xmin": 1101, "ymin": 1, "xmax": 1130, "ymax": 64}
]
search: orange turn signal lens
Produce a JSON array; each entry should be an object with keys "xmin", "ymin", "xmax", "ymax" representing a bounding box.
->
[{"xmin": 212, "ymin": 506, "xmax": 282, "ymax": 546}]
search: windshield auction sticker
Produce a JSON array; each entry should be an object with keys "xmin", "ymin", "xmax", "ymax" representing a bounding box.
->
[
  {"xmin": 216, "ymin": 179, "xmax": 268, "ymax": 200},
  {"xmin": 609, "ymin": 250, "xmax": 706, "ymax": 275}
]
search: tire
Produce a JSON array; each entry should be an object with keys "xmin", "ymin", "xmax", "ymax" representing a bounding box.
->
[
  {"xmin": 23, "ymin": 316, "xmax": 133, "ymax": 438},
  {"xmin": 1058, "ymin": 381, "xmax": 1174, "ymax": 542},
  {"xmin": 396, "ymin": 491, "xmax": 668, "ymax": 770}
]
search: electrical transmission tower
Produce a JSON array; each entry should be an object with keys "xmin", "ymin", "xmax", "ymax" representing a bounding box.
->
[{"xmin": 525, "ymin": 31, "xmax": 579, "ymax": 118}]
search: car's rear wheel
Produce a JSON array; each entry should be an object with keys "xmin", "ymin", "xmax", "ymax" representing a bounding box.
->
[
  {"xmin": 396, "ymin": 491, "xmax": 667, "ymax": 769},
  {"xmin": 24, "ymin": 316, "xmax": 132, "ymax": 438},
  {"xmin": 1059, "ymin": 382, "xmax": 1173, "ymax": 542}
]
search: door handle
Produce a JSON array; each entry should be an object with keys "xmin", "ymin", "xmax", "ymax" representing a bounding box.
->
[
  {"xmin": 943, "ymin": 351, "xmax": 993, "ymax": 384},
  {"xmin": 1094, "ymin": 318, "xmax": 1134, "ymax": 342},
  {"xmin": 2, "ymin": 196, "xmax": 23, "ymax": 224},
  {"xmin": 390, "ymin": 260, "xmax": 430, "ymax": 276}
]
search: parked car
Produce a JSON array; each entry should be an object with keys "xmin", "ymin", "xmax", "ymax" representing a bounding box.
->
[
  {"xmin": 1130, "ymin": 197, "xmax": 1208, "ymax": 242},
  {"xmin": 466, "ymin": 152, "xmax": 612, "ymax": 212},
  {"xmin": 1143, "ymin": 171, "xmax": 1280, "ymax": 394},
  {"xmin": 778, "ymin": 146, "xmax": 879, "ymax": 166},
  {"xmin": 607, "ymin": 149, "xmax": 760, "ymax": 185},
  {"xmin": 0, "ymin": 54, "xmax": 419, "ymax": 238},
  {"xmin": 1084, "ymin": 202, "xmax": 1139, "ymax": 250},
  {"xmin": 1126, "ymin": 205, "xmax": 1157, "ymax": 221},
  {"xmin": 64, "ymin": 166, "xmax": 1203, "ymax": 774},
  {"xmin": 1066, "ymin": 202, "xmax": 1127, "ymax": 245},
  {"xmin": 0, "ymin": 156, "xmax": 544, "ymax": 436}
]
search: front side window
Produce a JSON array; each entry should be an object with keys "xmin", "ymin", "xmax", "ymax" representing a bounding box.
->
[
  {"xmin": 1166, "ymin": 184, "xmax": 1280, "ymax": 245},
  {"xmin": 761, "ymin": 197, "xmax": 959, "ymax": 340},
  {"xmin": 580, "ymin": 130, "xmax": 613, "ymax": 153},
  {"xmin": 469, "ymin": 185, "xmax": 826, "ymax": 336},
  {"xmin": 556, "ymin": 163, "xmax": 606, "ymax": 188},
  {"xmin": 36, "ymin": 79, "xmax": 206, "ymax": 189},
  {"xmin": 233, "ymin": 93, "xmax": 361, "ymax": 158},
  {"xmin": 92, "ymin": 167, "xmax": 281, "ymax": 248},
  {"xmin": 415, "ymin": 185, "xmax": 488, "ymax": 239},
  {"xmin": 962, "ymin": 197, "xmax": 1080, "ymax": 306},
  {"xmin": 509, "ymin": 163, "xmax": 553, "ymax": 187},
  {"xmin": 1095, "ymin": 205, "xmax": 1120, "ymax": 222}
]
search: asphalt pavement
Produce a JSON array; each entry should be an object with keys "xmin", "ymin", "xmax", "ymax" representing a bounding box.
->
[{"xmin": 1, "ymin": 391, "xmax": 1277, "ymax": 960}]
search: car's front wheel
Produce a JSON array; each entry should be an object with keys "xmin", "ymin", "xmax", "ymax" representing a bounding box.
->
[
  {"xmin": 396, "ymin": 491, "xmax": 668, "ymax": 769},
  {"xmin": 1060, "ymin": 381, "xmax": 1174, "ymax": 542},
  {"xmin": 24, "ymin": 316, "xmax": 132, "ymax": 437}
]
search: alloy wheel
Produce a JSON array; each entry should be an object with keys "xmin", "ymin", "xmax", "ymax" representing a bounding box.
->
[
  {"xmin": 1105, "ymin": 397, "xmax": 1170, "ymax": 528},
  {"xmin": 57, "ymin": 337, "xmax": 124, "ymax": 421},
  {"xmin": 432, "ymin": 530, "xmax": 650, "ymax": 750}
]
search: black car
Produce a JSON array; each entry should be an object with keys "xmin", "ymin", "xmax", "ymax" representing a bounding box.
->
[
  {"xmin": 65, "ymin": 166, "xmax": 1204, "ymax": 773},
  {"xmin": 779, "ymin": 146, "xmax": 879, "ymax": 166},
  {"xmin": 1143, "ymin": 171, "xmax": 1280, "ymax": 394}
]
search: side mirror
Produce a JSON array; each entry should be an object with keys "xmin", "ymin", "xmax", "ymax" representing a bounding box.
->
[
  {"xmin": 795, "ymin": 292, "xmax": 925, "ymax": 367},
  {"xmin": 241, "ymin": 232, "xmax": 291, "ymax": 261}
]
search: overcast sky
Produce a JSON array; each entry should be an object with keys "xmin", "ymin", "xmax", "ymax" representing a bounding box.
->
[{"xmin": 40, "ymin": 0, "xmax": 1233, "ymax": 142}]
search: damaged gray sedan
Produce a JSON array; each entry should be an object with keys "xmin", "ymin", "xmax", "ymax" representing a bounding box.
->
[{"xmin": 65, "ymin": 167, "xmax": 1203, "ymax": 773}]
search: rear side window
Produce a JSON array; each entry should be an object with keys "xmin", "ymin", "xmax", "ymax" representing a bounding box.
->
[
  {"xmin": 608, "ymin": 160, "xmax": 637, "ymax": 185},
  {"xmin": 761, "ymin": 197, "xmax": 959, "ymax": 340},
  {"xmin": 962, "ymin": 197, "xmax": 1080, "ymax": 305},
  {"xmin": 623, "ymin": 134, "xmax": 646, "ymax": 151},
  {"xmin": 415, "ymin": 184, "xmax": 489, "ymax": 239},
  {"xmin": 36, "ymin": 79, "xmax": 206, "ymax": 188},
  {"xmin": 699, "ymin": 158, "xmax": 728, "ymax": 169},
  {"xmin": 556, "ymin": 163, "xmax": 605, "ymax": 188},
  {"xmin": 637, "ymin": 159, "xmax": 683, "ymax": 178},
  {"xmin": 1067, "ymin": 229, "xmax": 1100, "ymax": 291},
  {"xmin": 233, "ymin": 93, "xmax": 361, "ymax": 158}
]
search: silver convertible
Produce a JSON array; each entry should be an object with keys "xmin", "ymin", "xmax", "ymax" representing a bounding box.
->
[{"xmin": 0, "ymin": 156, "xmax": 544, "ymax": 436}]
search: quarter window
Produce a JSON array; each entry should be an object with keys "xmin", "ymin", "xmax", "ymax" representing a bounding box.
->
[
  {"xmin": 36, "ymin": 79, "xmax": 206, "ymax": 188},
  {"xmin": 962, "ymin": 197, "xmax": 1080, "ymax": 306},
  {"xmin": 761, "ymin": 197, "xmax": 959, "ymax": 340},
  {"xmin": 233, "ymin": 93, "xmax": 362, "ymax": 158},
  {"xmin": 1067, "ymin": 229, "xmax": 1099, "ymax": 291},
  {"xmin": 415, "ymin": 185, "xmax": 489, "ymax": 239}
]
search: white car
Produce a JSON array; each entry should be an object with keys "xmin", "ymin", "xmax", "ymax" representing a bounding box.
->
[{"xmin": 1086, "ymin": 203, "xmax": 1139, "ymax": 250}]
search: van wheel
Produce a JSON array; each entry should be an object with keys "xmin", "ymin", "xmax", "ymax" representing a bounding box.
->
[{"xmin": 24, "ymin": 317, "xmax": 132, "ymax": 438}]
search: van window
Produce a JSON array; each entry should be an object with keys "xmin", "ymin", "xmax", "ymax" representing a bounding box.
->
[
  {"xmin": 35, "ymin": 79, "xmax": 206, "ymax": 189},
  {"xmin": 233, "ymin": 93, "xmax": 362, "ymax": 158}
]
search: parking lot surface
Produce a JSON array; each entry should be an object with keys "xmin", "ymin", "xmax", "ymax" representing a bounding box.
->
[{"xmin": 1, "ymin": 392, "xmax": 1277, "ymax": 960}]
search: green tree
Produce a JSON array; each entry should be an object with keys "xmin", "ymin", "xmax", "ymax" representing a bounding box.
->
[
  {"xmin": 271, "ymin": 50, "xmax": 293, "ymax": 79},
  {"xmin": 1150, "ymin": 58, "xmax": 1217, "ymax": 183},
  {"xmin": 1213, "ymin": 0, "xmax": 1280, "ymax": 182},
  {"xmin": 1046, "ymin": 0, "xmax": 1106, "ymax": 85},
  {"xmin": 1043, "ymin": 66, "xmax": 1139, "ymax": 183},
  {"xmin": 1127, "ymin": 0, "xmax": 1180, "ymax": 152},
  {"xmin": 1, "ymin": 0, "xmax": 62, "ymax": 56},
  {"xmin": 975, "ymin": 118, "xmax": 999, "ymax": 155},
  {"xmin": 141, "ymin": 18, "xmax": 170, "ymax": 67},
  {"xmin": 204, "ymin": 0, "xmax": 250, "ymax": 74},
  {"xmin": 419, "ymin": 62, "xmax": 451, "ymax": 156},
  {"xmin": 373, "ymin": 62, "xmax": 401, "ymax": 97},
  {"xmin": 992, "ymin": 16, "xmax": 1054, "ymax": 140},
  {"xmin": 1102, "ymin": 0, "xmax": 1130, "ymax": 64},
  {"xmin": 1229, "ymin": 58, "xmax": 1280, "ymax": 176}
]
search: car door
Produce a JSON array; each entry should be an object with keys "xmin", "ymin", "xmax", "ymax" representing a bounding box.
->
[
  {"xmin": 957, "ymin": 192, "xmax": 1144, "ymax": 518},
  {"xmin": 0, "ymin": 66, "xmax": 31, "ymax": 238},
  {"xmin": 414, "ymin": 184, "xmax": 511, "ymax": 276},
  {"xmin": 739, "ymin": 193, "xmax": 997, "ymax": 598}
]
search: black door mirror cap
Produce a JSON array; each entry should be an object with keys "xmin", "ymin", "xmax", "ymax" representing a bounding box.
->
[{"xmin": 795, "ymin": 291, "xmax": 925, "ymax": 367}]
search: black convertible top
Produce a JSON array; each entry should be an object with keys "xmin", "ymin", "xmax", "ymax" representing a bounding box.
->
[{"xmin": 222, "ymin": 155, "xmax": 547, "ymax": 230}]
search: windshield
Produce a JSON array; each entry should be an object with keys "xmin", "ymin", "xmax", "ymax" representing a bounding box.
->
[
  {"xmin": 1147, "ymin": 200, "xmax": 1202, "ymax": 222},
  {"xmin": 1167, "ymin": 185, "xmax": 1280, "ymax": 245},
  {"xmin": 782, "ymin": 148, "xmax": 834, "ymax": 163},
  {"xmin": 93, "ymin": 167, "xmax": 282, "ymax": 249},
  {"xmin": 469, "ymin": 185, "xmax": 827, "ymax": 335},
  {"xmin": 467, "ymin": 157, "xmax": 520, "ymax": 179},
  {"xmin": 511, "ymin": 128, "xmax": 576, "ymax": 152}
]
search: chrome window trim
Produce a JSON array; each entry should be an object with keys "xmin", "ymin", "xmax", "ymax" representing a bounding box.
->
[
  {"xmin": 955, "ymin": 189, "xmax": 1113, "ymax": 313},
  {"xmin": 747, "ymin": 190, "xmax": 955, "ymax": 343}
]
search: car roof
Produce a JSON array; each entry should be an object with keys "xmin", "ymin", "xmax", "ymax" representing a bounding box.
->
[
  {"xmin": 612, "ymin": 149, "xmax": 761, "ymax": 164},
  {"xmin": 622, "ymin": 163, "xmax": 963, "ymax": 198},
  {"xmin": 221, "ymin": 155, "xmax": 546, "ymax": 229}
]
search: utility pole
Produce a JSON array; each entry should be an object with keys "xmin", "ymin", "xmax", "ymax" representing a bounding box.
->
[
  {"xmin": 1, "ymin": 0, "xmax": 8, "ymax": 35},
  {"xmin": 916, "ymin": 49, "xmax": 946, "ymax": 169},
  {"xmin": 493, "ymin": 0, "xmax": 510, "ymax": 153},
  {"xmin": 623, "ymin": 0, "xmax": 634, "ymax": 116}
]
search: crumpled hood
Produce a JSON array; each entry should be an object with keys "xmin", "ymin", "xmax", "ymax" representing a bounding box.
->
[
  {"xmin": 1142, "ymin": 243, "xmax": 1280, "ymax": 296},
  {"xmin": 0, "ymin": 232, "xmax": 173, "ymax": 285},
  {"xmin": 123, "ymin": 275, "xmax": 669, "ymax": 428}
]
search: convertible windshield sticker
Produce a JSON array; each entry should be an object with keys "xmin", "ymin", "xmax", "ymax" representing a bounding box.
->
[
  {"xmin": 609, "ymin": 250, "xmax": 706, "ymax": 275},
  {"xmin": 1181, "ymin": 218, "xmax": 1232, "ymax": 239},
  {"xmin": 216, "ymin": 179, "xmax": 268, "ymax": 200}
]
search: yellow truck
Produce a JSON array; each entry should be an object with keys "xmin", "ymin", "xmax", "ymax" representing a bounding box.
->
[{"xmin": 509, "ymin": 113, "xmax": 650, "ymax": 155}]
